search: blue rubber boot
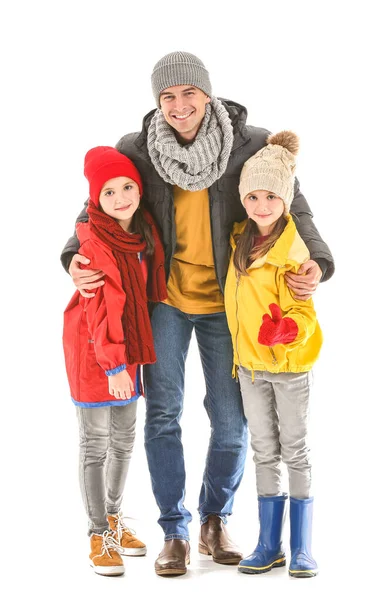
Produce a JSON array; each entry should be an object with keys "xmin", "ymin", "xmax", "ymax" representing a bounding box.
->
[
  {"xmin": 238, "ymin": 494, "xmax": 287, "ymax": 574},
  {"xmin": 289, "ymin": 497, "xmax": 318, "ymax": 577}
]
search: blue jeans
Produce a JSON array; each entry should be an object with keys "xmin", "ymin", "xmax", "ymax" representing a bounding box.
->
[{"xmin": 144, "ymin": 303, "xmax": 248, "ymax": 541}]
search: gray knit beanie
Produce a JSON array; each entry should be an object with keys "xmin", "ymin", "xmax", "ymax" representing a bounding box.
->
[{"xmin": 151, "ymin": 51, "xmax": 212, "ymax": 108}]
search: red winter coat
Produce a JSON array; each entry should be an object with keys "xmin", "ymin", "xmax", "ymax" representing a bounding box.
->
[{"xmin": 63, "ymin": 222, "xmax": 149, "ymax": 407}]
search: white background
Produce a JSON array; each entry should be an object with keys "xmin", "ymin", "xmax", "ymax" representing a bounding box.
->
[{"xmin": 2, "ymin": 1, "xmax": 384, "ymax": 598}]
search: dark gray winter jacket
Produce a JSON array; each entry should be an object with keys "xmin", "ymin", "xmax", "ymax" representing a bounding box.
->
[{"xmin": 61, "ymin": 99, "xmax": 334, "ymax": 292}]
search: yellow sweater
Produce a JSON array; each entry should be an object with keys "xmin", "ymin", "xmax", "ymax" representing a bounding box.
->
[
  {"xmin": 224, "ymin": 215, "xmax": 323, "ymax": 375},
  {"xmin": 163, "ymin": 186, "xmax": 225, "ymax": 314}
]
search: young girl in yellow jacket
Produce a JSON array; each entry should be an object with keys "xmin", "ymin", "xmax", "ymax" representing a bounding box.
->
[{"xmin": 224, "ymin": 131, "xmax": 322, "ymax": 578}]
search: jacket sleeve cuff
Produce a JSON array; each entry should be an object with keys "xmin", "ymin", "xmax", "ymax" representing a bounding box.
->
[
  {"xmin": 61, "ymin": 251, "xmax": 76, "ymax": 273},
  {"xmin": 105, "ymin": 364, "xmax": 126, "ymax": 376},
  {"xmin": 313, "ymin": 258, "xmax": 328, "ymax": 282}
]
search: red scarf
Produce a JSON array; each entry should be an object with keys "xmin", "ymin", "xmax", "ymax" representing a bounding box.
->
[{"xmin": 87, "ymin": 203, "xmax": 167, "ymax": 365}]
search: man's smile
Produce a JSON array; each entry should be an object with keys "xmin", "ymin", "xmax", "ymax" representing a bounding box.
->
[{"xmin": 172, "ymin": 110, "xmax": 194, "ymax": 121}]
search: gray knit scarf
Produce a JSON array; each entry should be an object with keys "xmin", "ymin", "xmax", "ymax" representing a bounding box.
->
[{"xmin": 147, "ymin": 96, "xmax": 234, "ymax": 191}]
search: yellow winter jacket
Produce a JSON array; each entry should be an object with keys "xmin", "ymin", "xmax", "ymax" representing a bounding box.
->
[{"xmin": 224, "ymin": 215, "xmax": 323, "ymax": 376}]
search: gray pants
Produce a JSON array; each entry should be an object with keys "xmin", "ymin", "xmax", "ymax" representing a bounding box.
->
[
  {"xmin": 238, "ymin": 366, "xmax": 312, "ymax": 499},
  {"xmin": 76, "ymin": 401, "xmax": 137, "ymax": 535}
]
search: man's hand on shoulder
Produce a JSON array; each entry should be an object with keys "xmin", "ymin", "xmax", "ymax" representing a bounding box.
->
[{"xmin": 69, "ymin": 253, "xmax": 105, "ymax": 298}]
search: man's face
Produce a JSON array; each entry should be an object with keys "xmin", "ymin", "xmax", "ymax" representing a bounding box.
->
[{"xmin": 159, "ymin": 85, "xmax": 210, "ymax": 143}]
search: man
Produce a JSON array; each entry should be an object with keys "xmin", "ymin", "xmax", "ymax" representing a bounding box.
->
[{"xmin": 61, "ymin": 51, "xmax": 334, "ymax": 577}]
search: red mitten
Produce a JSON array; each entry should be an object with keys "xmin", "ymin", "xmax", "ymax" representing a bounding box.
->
[{"xmin": 258, "ymin": 303, "xmax": 298, "ymax": 346}]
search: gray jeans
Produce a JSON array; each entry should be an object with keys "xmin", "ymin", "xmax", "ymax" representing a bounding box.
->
[
  {"xmin": 238, "ymin": 366, "xmax": 312, "ymax": 499},
  {"xmin": 76, "ymin": 401, "xmax": 137, "ymax": 535}
]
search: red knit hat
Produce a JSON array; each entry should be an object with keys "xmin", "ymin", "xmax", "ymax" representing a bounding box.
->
[{"xmin": 84, "ymin": 146, "xmax": 143, "ymax": 205}]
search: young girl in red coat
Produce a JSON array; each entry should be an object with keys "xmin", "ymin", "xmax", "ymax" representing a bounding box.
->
[{"xmin": 63, "ymin": 146, "xmax": 167, "ymax": 577}]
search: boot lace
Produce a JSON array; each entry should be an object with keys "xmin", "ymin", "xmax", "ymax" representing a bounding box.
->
[
  {"xmin": 94, "ymin": 530, "xmax": 124, "ymax": 559},
  {"xmin": 115, "ymin": 511, "xmax": 137, "ymax": 543}
]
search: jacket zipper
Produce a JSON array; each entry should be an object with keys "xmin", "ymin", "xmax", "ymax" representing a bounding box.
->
[
  {"xmin": 76, "ymin": 309, "xmax": 83, "ymax": 400},
  {"xmin": 235, "ymin": 264, "xmax": 279, "ymax": 369},
  {"xmin": 269, "ymin": 347, "xmax": 278, "ymax": 366},
  {"xmin": 235, "ymin": 272, "xmax": 278, "ymax": 368},
  {"xmin": 168, "ymin": 183, "xmax": 175, "ymax": 283},
  {"xmin": 208, "ymin": 189, "xmax": 221, "ymax": 291}
]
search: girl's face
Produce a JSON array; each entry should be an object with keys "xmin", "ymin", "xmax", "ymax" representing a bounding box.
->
[
  {"xmin": 99, "ymin": 176, "xmax": 140, "ymax": 231},
  {"xmin": 244, "ymin": 190, "xmax": 284, "ymax": 235}
]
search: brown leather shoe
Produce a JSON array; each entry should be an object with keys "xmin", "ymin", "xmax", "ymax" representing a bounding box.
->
[
  {"xmin": 155, "ymin": 540, "xmax": 190, "ymax": 576},
  {"xmin": 199, "ymin": 514, "xmax": 243, "ymax": 565}
]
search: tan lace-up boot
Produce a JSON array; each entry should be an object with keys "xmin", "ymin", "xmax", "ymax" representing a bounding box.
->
[{"xmin": 89, "ymin": 530, "xmax": 125, "ymax": 576}]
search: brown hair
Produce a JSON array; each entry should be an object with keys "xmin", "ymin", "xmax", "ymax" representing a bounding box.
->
[
  {"xmin": 233, "ymin": 215, "xmax": 287, "ymax": 276},
  {"xmin": 130, "ymin": 206, "xmax": 155, "ymax": 255}
]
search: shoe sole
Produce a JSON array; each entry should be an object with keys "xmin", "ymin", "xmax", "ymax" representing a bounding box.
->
[
  {"xmin": 238, "ymin": 558, "xmax": 286, "ymax": 574},
  {"xmin": 198, "ymin": 543, "xmax": 242, "ymax": 565},
  {"xmin": 289, "ymin": 569, "xmax": 318, "ymax": 578},
  {"xmin": 90, "ymin": 561, "xmax": 125, "ymax": 576},
  {"xmin": 120, "ymin": 547, "xmax": 147, "ymax": 556},
  {"xmin": 155, "ymin": 557, "xmax": 190, "ymax": 577}
]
